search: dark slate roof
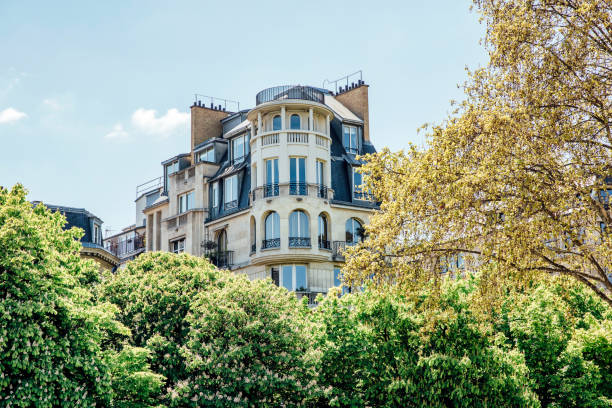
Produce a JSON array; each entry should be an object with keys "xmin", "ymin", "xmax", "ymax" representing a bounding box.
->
[
  {"xmin": 209, "ymin": 158, "xmax": 248, "ymax": 183},
  {"xmin": 32, "ymin": 202, "xmax": 101, "ymax": 244},
  {"xmin": 193, "ymin": 137, "xmax": 227, "ymax": 152},
  {"xmin": 161, "ymin": 153, "xmax": 190, "ymax": 166},
  {"xmin": 362, "ymin": 141, "xmax": 377, "ymax": 155}
]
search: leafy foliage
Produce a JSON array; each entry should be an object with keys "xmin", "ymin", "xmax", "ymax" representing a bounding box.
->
[
  {"xmin": 312, "ymin": 281, "xmax": 540, "ymax": 407},
  {"xmin": 344, "ymin": 0, "xmax": 612, "ymax": 305},
  {"xmin": 176, "ymin": 273, "xmax": 319, "ymax": 407},
  {"xmin": 98, "ymin": 251, "xmax": 219, "ymax": 404}
]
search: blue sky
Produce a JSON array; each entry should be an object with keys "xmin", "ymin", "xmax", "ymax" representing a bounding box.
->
[{"xmin": 0, "ymin": 0, "xmax": 487, "ymax": 234}]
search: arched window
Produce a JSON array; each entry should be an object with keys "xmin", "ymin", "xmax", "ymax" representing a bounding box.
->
[
  {"xmin": 290, "ymin": 114, "xmax": 300, "ymax": 130},
  {"xmin": 289, "ymin": 210, "xmax": 310, "ymax": 247},
  {"xmin": 272, "ymin": 115, "xmax": 281, "ymax": 131},
  {"xmin": 217, "ymin": 230, "xmax": 227, "ymax": 253},
  {"xmin": 263, "ymin": 212, "xmax": 280, "ymax": 249},
  {"xmin": 250, "ymin": 217, "xmax": 256, "ymax": 253},
  {"xmin": 318, "ymin": 214, "xmax": 329, "ymax": 249},
  {"xmin": 345, "ymin": 218, "xmax": 363, "ymax": 245}
]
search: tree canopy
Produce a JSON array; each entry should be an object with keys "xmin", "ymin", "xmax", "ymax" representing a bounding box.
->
[{"xmin": 345, "ymin": 0, "xmax": 612, "ymax": 305}]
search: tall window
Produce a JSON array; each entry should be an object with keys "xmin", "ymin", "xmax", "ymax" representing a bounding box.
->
[
  {"xmin": 316, "ymin": 160, "xmax": 326, "ymax": 198},
  {"xmin": 346, "ymin": 218, "xmax": 363, "ymax": 245},
  {"xmin": 290, "ymin": 114, "xmax": 300, "ymax": 130},
  {"xmin": 179, "ymin": 191, "xmax": 194, "ymax": 214},
  {"xmin": 217, "ymin": 230, "xmax": 227, "ymax": 253},
  {"xmin": 232, "ymin": 134, "xmax": 248, "ymax": 163},
  {"xmin": 289, "ymin": 210, "xmax": 309, "ymax": 247},
  {"xmin": 264, "ymin": 212, "xmax": 280, "ymax": 249},
  {"xmin": 281, "ymin": 265, "xmax": 307, "ymax": 291},
  {"xmin": 265, "ymin": 158, "xmax": 279, "ymax": 197},
  {"xmin": 171, "ymin": 238, "xmax": 185, "ymax": 254},
  {"xmin": 199, "ymin": 147, "xmax": 214, "ymax": 163},
  {"xmin": 342, "ymin": 125, "xmax": 358, "ymax": 154},
  {"xmin": 211, "ymin": 182, "xmax": 219, "ymax": 210},
  {"xmin": 93, "ymin": 224, "xmax": 100, "ymax": 245},
  {"xmin": 318, "ymin": 214, "xmax": 329, "ymax": 249},
  {"xmin": 353, "ymin": 167, "xmax": 364, "ymax": 199},
  {"xmin": 224, "ymin": 175, "xmax": 238, "ymax": 209},
  {"xmin": 250, "ymin": 217, "xmax": 256, "ymax": 253},
  {"xmin": 272, "ymin": 115, "xmax": 281, "ymax": 131},
  {"xmin": 290, "ymin": 157, "xmax": 306, "ymax": 195}
]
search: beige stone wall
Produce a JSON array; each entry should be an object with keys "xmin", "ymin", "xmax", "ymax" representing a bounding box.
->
[{"xmin": 334, "ymin": 85, "xmax": 370, "ymax": 142}]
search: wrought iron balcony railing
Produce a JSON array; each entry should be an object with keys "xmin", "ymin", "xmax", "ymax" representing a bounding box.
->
[
  {"xmin": 224, "ymin": 200, "xmax": 238, "ymax": 210},
  {"xmin": 210, "ymin": 250, "xmax": 234, "ymax": 269},
  {"xmin": 317, "ymin": 185, "xmax": 328, "ymax": 199},
  {"xmin": 289, "ymin": 182, "xmax": 308, "ymax": 196},
  {"xmin": 106, "ymin": 235, "xmax": 145, "ymax": 257},
  {"xmin": 289, "ymin": 237, "xmax": 311, "ymax": 248},
  {"xmin": 262, "ymin": 238, "xmax": 281, "ymax": 249},
  {"xmin": 256, "ymin": 85, "xmax": 325, "ymax": 106},
  {"xmin": 264, "ymin": 183, "xmax": 279, "ymax": 198}
]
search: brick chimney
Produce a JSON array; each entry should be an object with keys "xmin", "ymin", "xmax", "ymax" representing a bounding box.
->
[
  {"xmin": 190, "ymin": 105, "xmax": 230, "ymax": 153},
  {"xmin": 334, "ymin": 84, "xmax": 370, "ymax": 142}
]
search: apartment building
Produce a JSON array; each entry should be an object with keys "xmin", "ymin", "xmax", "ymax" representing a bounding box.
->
[
  {"xmin": 122, "ymin": 79, "xmax": 378, "ymax": 301},
  {"xmin": 33, "ymin": 202, "xmax": 119, "ymax": 272}
]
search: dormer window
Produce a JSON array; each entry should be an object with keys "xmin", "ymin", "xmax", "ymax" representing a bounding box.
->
[
  {"xmin": 231, "ymin": 134, "xmax": 248, "ymax": 163},
  {"xmin": 165, "ymin": 160, "xmax": 179, "ymax": 192},
  {"xmin": 343, "ymin": 125, "xmax": 358, "ymax": 154},
  {"xmin": 199, "ymin": 147, "xmax": 214, "ymax": 163}
]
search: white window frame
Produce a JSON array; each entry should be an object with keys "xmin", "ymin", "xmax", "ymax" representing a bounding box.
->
[
  {"xmin": 316, "ymin": 160, "xmax": 325, "ymax": 186},
  {"xmin": 231, "ymin": 134, "xmax": 248, "ymax": 163},
  {"xmin": 289, "ymin": 157, "xmax": 306, "ymax": 184},
  {"xmin": 265, "ymin": 158, "xmax": 279, "ymax": 185},
  {"xmin": 280, "ymin": 264, "xmax": 308, "ymax": 291},
  {"xmin": 289, "ymin": 210, "xmax": 309, "ymax": 238},
  {"xmin": 342, "ymin": 125, "xmax": 358, "ymax": 153},
  {"xmin": 212, "ymin": 182, "xmax": 219, "ymax": 209},
  {"xmin": 178, "ymin": 191, "xmax": 194, "ymax": 214},
  {"xmin": 224, "ymin": 175, "xmax": 238, "ymax": 204},
  {"xmin": 171, "ymin": 238, "xmax": 185, "ymax": 254}
]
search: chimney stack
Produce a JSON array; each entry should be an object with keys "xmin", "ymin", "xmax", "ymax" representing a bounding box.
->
[{"xmin": 334, "ymin": 82, "xmax": 371, "ymax": 142}]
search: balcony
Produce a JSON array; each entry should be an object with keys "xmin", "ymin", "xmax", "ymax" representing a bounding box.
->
[
  {"xmin": 209, "ymin": 251, "xmax": 234, "ymax": 269},
  {"xmin": 289, "ymin": 237, "xmax": 311, "ymax": 248},
  {"xmin": 264, "ymin": 183, "xmax": 279, "ymax": 198},
  {"xmin": 256, "ymin": 85, "xmax": 325, "ymax": 106},
  {"xmin": 333, "ymin": 241, "xmax": 348, "ymax": 261},
  {"xmin": 295, "ymin": 290, "xmax": 326, "ymax": 306},
  {"xmin": 252, "ymin": 183, "xmax": 332, "ymax": 202},
  {"xmin": 289, "ymin": 182, "xmax": 308, "ymax": 196},
  {"xmin": 107, "ymin": 235, "xmax": 145, "ymax": 258},
  {"xmin": 262, "ymin": 238, "xmax": 281, "ymax": 250}
]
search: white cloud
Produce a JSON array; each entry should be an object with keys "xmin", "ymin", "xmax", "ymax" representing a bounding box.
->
[
  {"xmin": 104, "ymin": 123, "xmax": 129, "ymax": 141},
  {"xmin": 0, "ymin": 107, "xmax": 27, "ymax": 124},
  {"xmin": 131, "ymin": 108, "xmax": 188, "ymax": 138}
]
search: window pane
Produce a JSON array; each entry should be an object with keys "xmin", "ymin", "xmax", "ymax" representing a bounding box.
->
[
  {"xmin": 232, "ymin": 176, "xmax": 238, "ymax": 201},
  {"xmin": 273, "ymin": 115, "xmax": 281, "ymax": 131},
  {"xmin": 274, "ymin": 159, "xmax": 278, "ymax": 184},
  {"xmin": 295, "ymin": 266, "xmax": 307, "ymax": 291},
  {"xmin": 350, "ymin": 127, "xmax": 357, "ymax": 149},
  {"xmin": 334, "ymin": 268, "xmax": 341, "ymax": 287},
  {"xmin": 289, "ymin": 212, "xmax": 298, "ymax": 237},
  {"xmin": 290, "ymin": 158, "xmax": 296, "ymax": 183},
  {"xmin": 298, "ymin": 158, "xmax": 306, "ymax": 183},
  {"xmin": 282, "ymin": 266, "xmax": 293, "ymax": 290},
  {"xmin": 300, "ymin": 212, "xmax": 308, "ymax": 236},
  {"xmin": 290, "ymin": 114, "xmax": 300, "ymax": 130},
  {"xmin": 266, "ymin": 160, "xmax": 272, "ymax": 184},
  {"xmin": 343, "ymin": 126, "xmax": 350, "ymax": 148}
]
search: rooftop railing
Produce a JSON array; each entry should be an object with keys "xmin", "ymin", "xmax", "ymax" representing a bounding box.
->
[
  {"xmin": 136, "ymin": 176, "xmax": 163, "ymax": 198},
  {"xmin": 256, "ymin": 85, "xmax": 325, "ymax": 106}
]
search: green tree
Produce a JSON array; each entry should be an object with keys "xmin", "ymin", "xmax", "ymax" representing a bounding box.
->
[
  {"xmin": 344, "ymin": 0, "xmax": 612, "ymax": 306},
  {"xmin": 0, "ymin": 184, "xmax": 135, "ymax": 407},
  {"xmin": 312, "ymin": 280, "xmax": 540, "ymax": 407},
  {"xmin": 176, "ymin": 273, "xmax": 319, "ymax": 407},
  {"xmin": 98, "ymin": 251, "xmax": 220, "ymax": 405}
]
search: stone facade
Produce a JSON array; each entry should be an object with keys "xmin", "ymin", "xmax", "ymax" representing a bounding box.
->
[{"xmin": 128, "ymin": 83, "xmax": 378, "ymax": 303}]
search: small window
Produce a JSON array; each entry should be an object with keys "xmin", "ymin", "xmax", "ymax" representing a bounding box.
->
[
  {"xmin": 199, "ymin": 147, "xmax": 214, "ymax": 163},
  {"xmin": 178, "ymin": 191, "xmax": 194, "ymax": 214},
  {"xmin": 342, "ymin": 125, "xmax": 358, "ymax": 154},
  {"xmin": 290, "ymin": 114, "xmax": 300, "ymax": 130},
  {"xmin": 272, "ymin": 115, "xmax": 281, "ymax": 131},
  {"xmin": 224, "ymin": 175, "xmax": 238, "ymax": 208},
  {"xmin": 171, "ymin": 239, "xmax": 185, "ymax": 254},
  {"xmin": 93, "ymin": 224, "xmax": 99, "ymax": 245}
]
